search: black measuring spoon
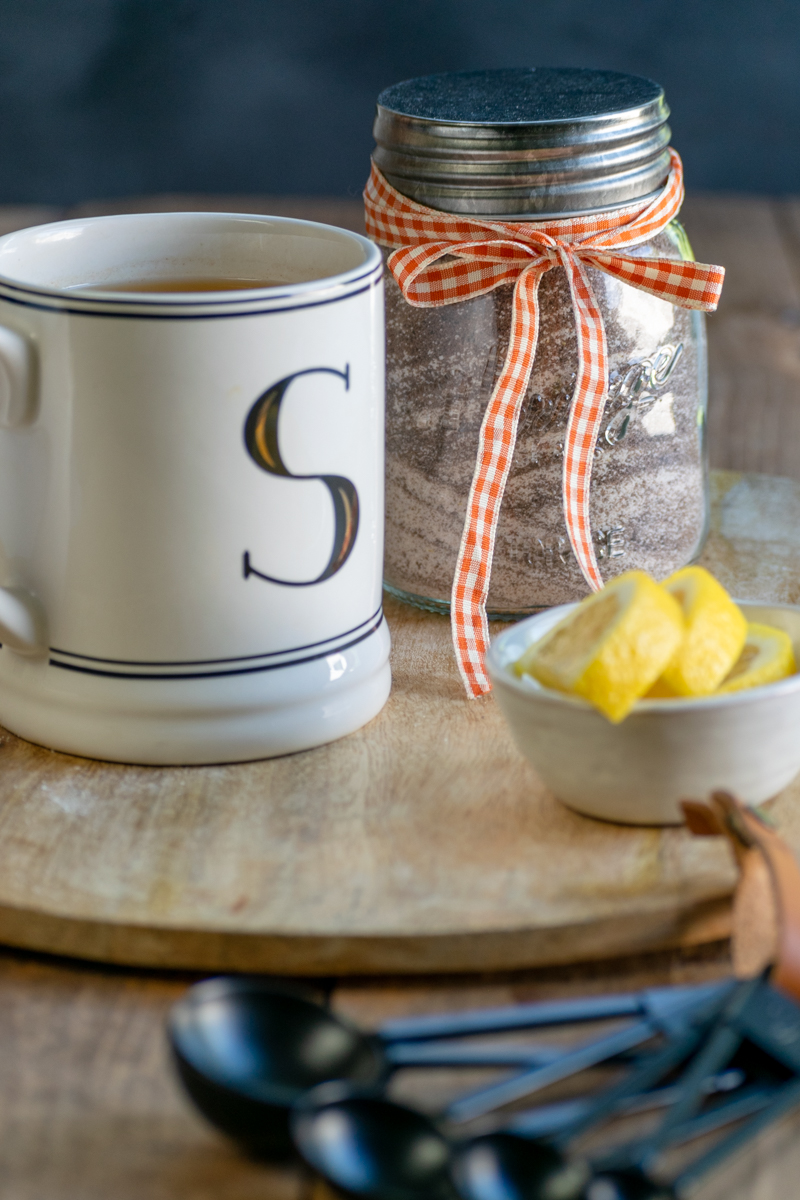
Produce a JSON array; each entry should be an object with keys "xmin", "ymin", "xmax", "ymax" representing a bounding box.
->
[
  {"xmin": 447, "ymin": 1009, "xmax": 746, "ymax": 1196},
  {"xmin": 445, "ymin": 979, "xmax": 735, "ymax": 1122},
  {"xmin": 168, "ymin": 977, "xmax": 731, "ymax": 1159},
  {"xmin": 583, "ymin": 975, "xmax": 800, "ymax": 1198},
  {"xmin": 293, "ymin": 1083, "xmax": 458, "ymax": 1200},
  {"xmin": 291, "ymin": 1068, "xmax": 763, "ymax": 1200},
  {"xmin": 289, "ymin": 985, "xmax": 738, "ymax": 1200},
  {"xmin": 585, "ymin": 1073, "xmax": 800, "ymax": 1199},
  {"xmin": 168, "ymin": 977, "xmax": 621, "ymax": 1159},
  {"xmin": 453, "ymin": 1080, "xmax": 774, "ymax": 1200},
  {"xmin": 169, "ymin": 978, "xmax": 388, "ymax": 1159}
]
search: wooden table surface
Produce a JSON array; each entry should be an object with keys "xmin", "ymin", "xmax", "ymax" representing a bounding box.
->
[{"xmin": 0, "ymin": 193, "xmax": 799, "ymax": 1198}]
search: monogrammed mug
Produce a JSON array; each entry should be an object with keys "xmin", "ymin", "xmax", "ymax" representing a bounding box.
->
[{"xmin": 0, "ymin": 212, "xmax": 389, "ymax": 763}]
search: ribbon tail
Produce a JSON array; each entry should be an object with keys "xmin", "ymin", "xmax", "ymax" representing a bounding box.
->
[
  {"xmin": 450, "ymin": 263, "xmax": 549, "ymax": 697},
  {"xmin": 560, "ymin": 251, "xmax": 608, "ymax": 592},
  {"xmin": 578, "ymin": 250, "xmax": 725, "ymax": 312}
]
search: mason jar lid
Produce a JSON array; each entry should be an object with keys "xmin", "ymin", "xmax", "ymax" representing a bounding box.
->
[{"xmin": 373, "ymin": 68, "xmax": 671, "ymax": 219}]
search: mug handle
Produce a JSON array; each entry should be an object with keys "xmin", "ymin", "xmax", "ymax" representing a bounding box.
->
[{"xmin": 0, "ymin": 325, "xmax": 47, "ymax": 655}]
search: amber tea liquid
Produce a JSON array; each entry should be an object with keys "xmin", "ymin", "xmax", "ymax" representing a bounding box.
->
[{"xmin": 72, "ymin": 277, "xmax": 288, "ymax": 293}]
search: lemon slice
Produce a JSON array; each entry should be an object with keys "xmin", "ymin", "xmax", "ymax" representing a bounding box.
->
[
  {"xmin": 643, "ymin": 677, "xmax": 679, "ymax": 699},
  {"xmin": 514, "ymin": 571, "xmax": 684, "ymax": 723},
  {"xmin": 716, "ymin": 622, "xmax": 796, "ymax": 693},
  {"xmin": 659, "ymin": 566, "xmax": 747, "ymax": 696}
]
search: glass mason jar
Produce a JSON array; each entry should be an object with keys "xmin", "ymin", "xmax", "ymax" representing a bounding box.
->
[{"xmin": 373, "ymin": 69, "xmax": 709, "ymax": 616}]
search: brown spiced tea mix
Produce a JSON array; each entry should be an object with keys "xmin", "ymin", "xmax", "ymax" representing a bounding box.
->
[{"xmin": 383, "ymin": 223, "xmax": 707, "ymax": 615}]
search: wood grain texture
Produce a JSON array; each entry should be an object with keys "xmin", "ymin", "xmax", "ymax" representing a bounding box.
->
[
  {"xmin": 0, "ymin": 950, "xmax": 310, "ymax": 1200},
  {"xmin": 65, "ymin": 193, "xmax": 369, "ymax": 233},
  {"xmin": 0, "ymin": 471, "xmax": 792, "ymax": 975},
  {"xmin": 681, "ymin": 194, "xmax": 800, "ymax": 482},
  {"xmin": 0, "ymin": 206, "xmax": 62, "ymax": 236}
]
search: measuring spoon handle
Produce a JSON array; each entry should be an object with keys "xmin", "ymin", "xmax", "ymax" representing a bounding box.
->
[
  {"xmin": 445, "ymin": 1020, "xmax": 654, "ymax": 1123},
  {"xmin": 673, "ymin": 1076, "xmax": 800, "ymax": 1198},
  {"xmin": 378, "ymin": 981, "xmax": 730, "ymax": 1044},
  {"xmin": 384, "ymin": 1041, "xmax": 565, "ymax": 1068},
  {"xmin": 378, "ymin": 993, "xmax": 641, "ymax": 1042}
]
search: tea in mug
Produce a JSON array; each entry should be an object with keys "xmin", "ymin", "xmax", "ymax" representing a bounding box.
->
[{"xmin": 73, "ymin": 277, "xmax": 287, "ymax": 293}]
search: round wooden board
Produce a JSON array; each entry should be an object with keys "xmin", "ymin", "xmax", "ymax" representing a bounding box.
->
[{"xmin": 0, "ymin": 469, "xmax": 798, "ymax": 975}]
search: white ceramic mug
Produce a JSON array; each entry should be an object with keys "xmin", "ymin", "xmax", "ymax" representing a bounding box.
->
[{"xmin": 0, "ymin": 211, "xmax": 389, "ymax": 763}]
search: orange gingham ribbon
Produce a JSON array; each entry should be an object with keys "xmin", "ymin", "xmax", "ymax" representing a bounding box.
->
[{"xmin": 364, "ymin": 150, "xmax": 725, "ymax": 697}]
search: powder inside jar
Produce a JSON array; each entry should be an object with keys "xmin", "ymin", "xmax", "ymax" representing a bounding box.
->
[{"xmin": 383, "ymin": 222, "xmax": 708, "ymax": 616}]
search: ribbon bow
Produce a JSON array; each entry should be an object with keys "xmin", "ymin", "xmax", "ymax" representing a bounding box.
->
[{"xmin": 364, "ymin": 150, "xmax": 725, "ymax": 697}]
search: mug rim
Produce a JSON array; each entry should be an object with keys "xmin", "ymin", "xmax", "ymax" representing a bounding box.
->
[{"xmin": 0, "ymin": 210, "xmax": 382, "ymax": 315}]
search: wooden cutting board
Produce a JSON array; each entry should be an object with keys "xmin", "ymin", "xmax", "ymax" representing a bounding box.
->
[{"xmin": 0, "ymin": 468, "xmax": 797, "ymax": 975}]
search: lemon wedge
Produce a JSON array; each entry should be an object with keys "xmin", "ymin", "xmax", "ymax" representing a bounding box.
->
[
  {"xmin": 658, "ymin": 566, "xmax": 747, "ymax": 696},
  {"xmin": 643, "ymin": 677, "xmax": 679, "ymax": 699},
  {"xmin": 716, "ymin": 622, "xmax": 796, "ymax": 693},
  {"xmin": 514, "ymin": 571, "xmax": 684, "ymax": 723}
]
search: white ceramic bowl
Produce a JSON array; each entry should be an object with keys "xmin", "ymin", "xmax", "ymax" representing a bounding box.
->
[{"xmin": 487, "ymin": 601, "xmax": 800, "ymax": 825}]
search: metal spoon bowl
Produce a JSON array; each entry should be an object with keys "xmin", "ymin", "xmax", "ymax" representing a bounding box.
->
[
  {"xmin": 291, "ymin": 1089, "xmax": 652, "ymax": 1200},
  {"xmin": 451, "ymin": 1132, "xmax": 590, "ymax": 1200},
  {"xmin": 168, "ymin": 978, "xmax": 387, "ymax": 1160},
  {"xmin": 291, "ymin": 1072, "xmax": 764, "ymax": 1200},
  {"xmin": 292, "ymin": 1083, "xmax": 456, "ymax": 1199}
]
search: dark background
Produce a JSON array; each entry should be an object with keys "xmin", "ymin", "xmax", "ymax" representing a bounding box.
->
[{"xmin": 0, "ymin": 0, "xmax": 796, "ymax": 204}]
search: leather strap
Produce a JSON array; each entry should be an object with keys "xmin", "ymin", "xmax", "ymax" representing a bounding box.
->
[{"xmin": 683, "ymin": 792, "xmax": 800, "ymax": 1001}]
